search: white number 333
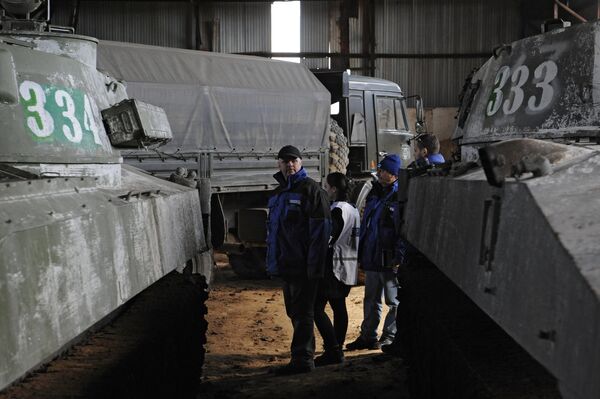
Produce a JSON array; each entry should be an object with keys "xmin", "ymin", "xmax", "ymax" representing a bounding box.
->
[{"xmin": 486, "ymin": 60, "xmax": 558, "ymax": 117}]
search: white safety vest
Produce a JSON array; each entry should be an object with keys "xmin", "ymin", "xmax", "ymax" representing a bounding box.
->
[{"xmin": 331, "ymin": 201, "xmax": 360, "ymax": 285}]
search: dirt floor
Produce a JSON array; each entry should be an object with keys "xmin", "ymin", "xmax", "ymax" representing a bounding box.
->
[{"xmin": 197, "ymin": 255, "xmax": 409, "ymax": 399}]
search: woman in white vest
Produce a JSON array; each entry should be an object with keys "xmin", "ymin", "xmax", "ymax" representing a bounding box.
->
[{"xmin": 314, "ymin": 172, "xmax": 361, "ymax": 366}]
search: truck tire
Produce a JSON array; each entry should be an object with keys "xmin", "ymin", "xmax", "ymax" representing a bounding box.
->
[
  {"xmin": 328, "ymin": 118, "xmax": 349, "ymax": 174},
  {"xmin": 229, "ymin": 247, "xmax": 267, "ymax": 279}
]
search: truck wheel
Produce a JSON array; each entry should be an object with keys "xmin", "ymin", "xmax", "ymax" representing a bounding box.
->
[
  {"xmin": 328, "ymin": 118, "xmax": 349, "ymax": 174},
  {"xmin": 229, "ymin": 247, "xmax": 267, "ymax": 279}
]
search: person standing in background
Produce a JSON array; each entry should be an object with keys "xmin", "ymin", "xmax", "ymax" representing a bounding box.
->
[
  {"xmin": 314, "ymin": 172, "xmax": 360, "ymax": 366},
  {"xmin": 266, "ymin": 145, "xmax": 332, "ymax": 375},
  {"xmin": 346, "ymin": 154, "xmax": 403, "ymax": 351},
  {"xmin": 382, "ymin": 133, "xmax": 445, "ymax": 356}
]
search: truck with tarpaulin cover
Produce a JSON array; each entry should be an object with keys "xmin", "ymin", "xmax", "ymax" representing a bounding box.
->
[{"xmin": 96, "ymin": 41, "xmax": 417, "ymax": 276}]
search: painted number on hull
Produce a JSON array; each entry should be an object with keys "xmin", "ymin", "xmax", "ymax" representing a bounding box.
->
[
  {"xmin": 19, "ymin": 80, "xmax": 102, "ymax": 145},
  {"xmin": 486, "ymin": 60, "xmax": 558, "ymax": 117}
]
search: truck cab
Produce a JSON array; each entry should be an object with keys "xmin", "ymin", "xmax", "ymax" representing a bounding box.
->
[{"xmin": 315, "ymin": 71, "xmax": 414, "ymax": 174}]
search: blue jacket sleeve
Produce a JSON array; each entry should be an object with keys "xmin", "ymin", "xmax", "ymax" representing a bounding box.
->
[{"xmin": 307, "ymin": 185, "xmax": 332, "ymax": 279}]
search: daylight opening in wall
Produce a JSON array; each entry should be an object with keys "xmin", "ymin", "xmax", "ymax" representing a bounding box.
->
[{"xmin": 271, "ymin": 1, "xmax": 300, "ymax": 63}]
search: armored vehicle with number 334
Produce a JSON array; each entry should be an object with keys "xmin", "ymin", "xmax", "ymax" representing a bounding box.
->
[{"xmin": 0, "ymin": 0, "xmax": 210, "ymax": 392}]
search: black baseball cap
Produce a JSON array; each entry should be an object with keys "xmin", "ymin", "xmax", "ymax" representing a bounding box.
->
[{"xmin": 277, "ymin": 145, "xmax": 302, "ymax": 160}]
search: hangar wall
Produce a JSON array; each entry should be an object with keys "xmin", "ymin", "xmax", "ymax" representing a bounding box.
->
[
  {"xmin": 51, "ymin": 0, "xmax": 525, "ymax": 107},
  {"xmin": 50, "ymin": 0, "xmax": 271, "ymax": 53},
  {"xmin": 300, "ymin": 0, "xmax": 522, "ymax": 106}
]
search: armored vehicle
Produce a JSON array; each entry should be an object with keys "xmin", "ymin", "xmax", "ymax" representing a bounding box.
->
[
  {"xmin": 402, "ymin": 20, "xmax": 600, "ymax": 399},
  {"xmin": 0, "ymin": 0, "xmax": 210, "ymax": 391},
  {"xmin": 96, "ymin": 43, "xmax": 416, "ymax": 277}
]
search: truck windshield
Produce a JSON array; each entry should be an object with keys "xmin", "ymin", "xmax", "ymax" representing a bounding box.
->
[
  {"xmin": 376, "ymin": 96, "xmax": 407, "ymax": 131},
  {"xmin": 349, "ymin": 95, "xmax": 366, "ymax": 143}
]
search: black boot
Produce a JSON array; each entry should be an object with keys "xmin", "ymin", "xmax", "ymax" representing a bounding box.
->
[
  {"xmin": 381, "ymin": 340, "xmax": 405, "ymax": 358},
  {"xmin": 314, "ymin": 347, "xmax": 345, "ymax": 367},
  {"xmin": 345, "ymin": 336, "xmax": 380, "ymax": 350},
  {"xmin": 270, "ymin": 361, "xmax": 315, "ymax": 376}
]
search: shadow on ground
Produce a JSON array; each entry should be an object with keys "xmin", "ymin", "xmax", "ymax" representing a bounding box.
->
[
  {"xmin": 197, "ymin": 353, "xmax": 407, "ymax": 399},
  {"xmin": 200, "ymin": 260, "xmax": 408, "ymax": 399}
]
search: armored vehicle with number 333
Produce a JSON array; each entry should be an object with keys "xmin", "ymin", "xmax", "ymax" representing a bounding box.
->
[{"xmin": 401, "ymin": 19, "xmax": 600, "ymax": 399}]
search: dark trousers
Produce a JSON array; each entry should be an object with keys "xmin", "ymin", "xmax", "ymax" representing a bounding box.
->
[
  {"xmin": 283, "ymin": 277, "xmax": 319, "ymax": 365},
  {"xmin": 389, "ymin": 264, "xmax": 409, "ymax": 354},
  {"xmin": 314, "ymin": 296, "xmax": 349, "ymax": 350}
]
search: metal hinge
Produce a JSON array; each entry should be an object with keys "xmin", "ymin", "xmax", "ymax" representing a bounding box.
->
[{"xmin": 479, "ymin": 194, "xmax": 502, "ymax": 271}]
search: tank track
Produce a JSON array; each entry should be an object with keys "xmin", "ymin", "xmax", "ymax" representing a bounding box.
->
[
  {"xmin": 0, "ymin": 272, "xmax": 209, "ymax": 399},
  {"xmin": 398, "ymin": 258, "xmax": 561, "ymax": 399}
]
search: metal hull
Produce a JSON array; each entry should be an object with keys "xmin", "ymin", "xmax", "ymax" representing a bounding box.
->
[
  {"xmin": 404, "ymin": 153, "xmax": 600, "ymax": 399},
  {"xmin": 0, "ymin": 165, "xmax": 207, "ymax": 391}
]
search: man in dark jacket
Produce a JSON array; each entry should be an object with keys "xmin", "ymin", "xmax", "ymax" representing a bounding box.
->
[
  {"xmin": 346, "ymin": 154, "xmax": 403, "ymax": 350},
  {"xmin": 381, "ymin": 133, "xmax": 446, "ymax": 356},
  {"xmin": 410, "ymin": 133, "xmax": 446, "ymax": 168},
  {"xmin": 267, "ymin": 145, "xmax": 332, "ymax": 375}
]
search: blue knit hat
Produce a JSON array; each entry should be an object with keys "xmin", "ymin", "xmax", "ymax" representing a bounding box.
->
[{"xmin": 377, "ymin": 154, "xmax": 402, "ymax": 176}]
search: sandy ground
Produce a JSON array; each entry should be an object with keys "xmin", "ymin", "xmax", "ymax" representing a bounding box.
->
[{"xmin": 197, "ymin": 255, "xmax": 409, "ymax": 399}]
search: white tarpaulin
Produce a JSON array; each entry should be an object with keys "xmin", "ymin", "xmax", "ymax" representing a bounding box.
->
[{"xmin": 97, "ymin": 41, "xmax": 330, "ymax": 154}]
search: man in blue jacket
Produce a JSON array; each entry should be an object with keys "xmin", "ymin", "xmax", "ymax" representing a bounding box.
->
[
  {"xmin": 381, "ymin": 133, "xmax": 446, "ymax": 357},
  {"xmin": 410, "ymin": 133, "xmax": 446, "ymax": 168},
  {"xmin": 346, "ymin": 154, "xmax": 403, "ymax": 350},
  {"xmin": 267, "ymin": 145, "xmax": 332, "ymax": 375}
]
